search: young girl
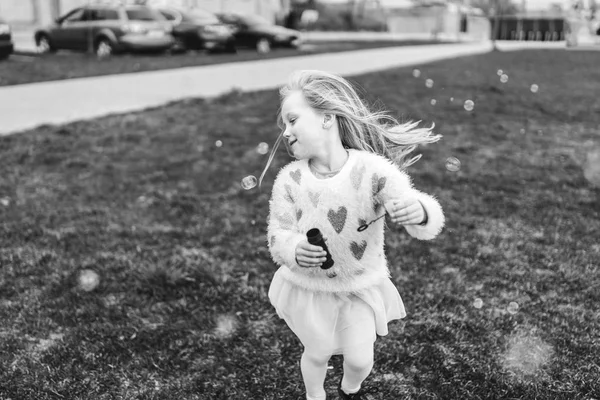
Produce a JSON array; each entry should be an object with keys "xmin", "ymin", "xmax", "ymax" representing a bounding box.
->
[{"xmin": 262, "ymin": 70, "xmax": 445, "ymax": 400}]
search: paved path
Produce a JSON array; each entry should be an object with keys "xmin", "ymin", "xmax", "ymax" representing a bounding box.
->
[{"xmin": 0, "ymin": 41, "xmax": 563, "ymax": 136}]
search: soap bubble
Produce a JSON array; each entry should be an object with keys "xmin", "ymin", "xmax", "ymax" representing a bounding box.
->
[
  {"xmin": 520, "ymin": 128, "xmax": 526, "ymax": 134},
  {"xmin": 497, "ymin": 69, "xmax": 503, "ymax": 76},
  {"xmin": 213, "ymin": 314, "xmax": 239, "ymax": 339},
  {"xmin": 256, "ymin": 142, "xmax": 269, "ymax": 155},
  {"xmin": 445, "ymin": 157, "xmax": 461, "ymax": 172},
  {"xmin": 430, "ymin": 99, "xmax": 437, "ymax": 106},
  {"xmin": 215, "ymin": 140, "xmax": 223, "ymax": 148},
  {"xmin": 464, "ymin": 100, "xmax": 475, "ymax": 111},
  {"xmin": 412, "ymin": 69, "xmax": 421, "ymax": 78},
  {"xmin": 241, "ymin": 175, "xmax": 258, "ymax": 190},
  {"xmin": 425, "ymin": 79, "xmax": 434, "ymax": 88},
  {"xmin": 0, "ymin": 197, "xmax": 9, "ymax": 207},
  {"xmin": 507, "ymin": 301, "xmax": 519, "ymax": 314},
  {"xmin": 502, "ymin": 333, "xmax": 554, "ymax": 377},
  {"xmin": 449, "ymin": 97, "xmax": 454, "ymax": 102},
  {"xmin": 530, "ymin": 84, "xmax": 539, "ymax": 93},
  {"xmin": 473, "ymin": 298, "xmax": 484, "ymax": 309},
  {"xmin": 500, "ymin": 74, "xmax": 509, "ymax": 83},
  {"xmin": 78, "ymin": 269, "xmax": 100, "ymax": 292}
]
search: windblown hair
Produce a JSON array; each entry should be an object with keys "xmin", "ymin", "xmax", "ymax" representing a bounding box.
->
[{"xmin": 259, "ymin": 69, "xmax": 441, "ymax": 186}]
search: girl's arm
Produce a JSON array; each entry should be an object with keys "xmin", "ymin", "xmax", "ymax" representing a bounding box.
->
[
  {"xmin": 267, "ymin": 169, "xmax": 305, "ymax": 267},
  {"xmin": 375, "ymin": 157, "xmax": 445, "ymax": 240}
]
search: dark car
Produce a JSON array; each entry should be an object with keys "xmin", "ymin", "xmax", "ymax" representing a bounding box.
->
[
  {"xmin": 157, "ymin": 7, "xmax": 235, "ymax": 52},
  {"xmin": 34, "ymin": 4, "xmax": 173, "ymax": 57},
  {"xmin": 0, "ymin": 18, "xmax": 14, "ymax": 60},
  {"xmin": 216, "ymin": 12, "xmax": 302, "ymax": 53}
]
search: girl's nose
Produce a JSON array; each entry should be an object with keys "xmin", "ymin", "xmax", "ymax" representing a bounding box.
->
[{"xmin": 283, "ymin": 127, "xmax": 291, "ymax": 138}]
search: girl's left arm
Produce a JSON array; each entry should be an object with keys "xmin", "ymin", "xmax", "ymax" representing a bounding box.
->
[{"xmin": 376, "ymin": 158, "xmax": 445, "ymax": 240}]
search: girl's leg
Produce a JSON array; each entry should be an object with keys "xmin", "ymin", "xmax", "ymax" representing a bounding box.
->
[
  {"xmin": 301, "ymin": 348, "xmax": 331, "ymax": 400},
  {"xmin": 340, "ymin": 341, "xmax": 375, "ymax": 395}
]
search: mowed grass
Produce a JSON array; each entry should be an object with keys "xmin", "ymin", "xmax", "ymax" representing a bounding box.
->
[
  {"xmin": 1, "ymin": 49, "xmax": 599, "ymax": 399},
  {"xmin": 0, "ymin": 40, "xmax": 442, "ymax": 87}
]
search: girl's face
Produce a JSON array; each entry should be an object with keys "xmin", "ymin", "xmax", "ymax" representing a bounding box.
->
[{"xmin": 280, "ymin": 90, "xmax": 328, "ymax": 160}]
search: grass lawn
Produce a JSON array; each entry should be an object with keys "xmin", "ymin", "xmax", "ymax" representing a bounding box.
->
[
  {"xmin": 1, "ymin": 49, "xmax": 599, "ymax": 399},
  {"xmin": 0, "ymin": 39, "xmax": 444, "ymax": 87}
]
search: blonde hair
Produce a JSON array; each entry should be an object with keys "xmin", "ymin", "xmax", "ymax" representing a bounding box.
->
[{"xmin": 259, "ymin": 69, "xmax": 441, "ymax": 186}]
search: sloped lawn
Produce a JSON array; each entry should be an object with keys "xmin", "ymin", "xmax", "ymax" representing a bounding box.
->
[{"xmin": 0, "ymin": 49, "xmax": 599, "ymax": 399}]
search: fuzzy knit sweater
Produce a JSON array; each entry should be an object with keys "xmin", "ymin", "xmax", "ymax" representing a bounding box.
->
[{"xmin": 267, "ymin": 149, "xmax": 445, "ymax": 293}]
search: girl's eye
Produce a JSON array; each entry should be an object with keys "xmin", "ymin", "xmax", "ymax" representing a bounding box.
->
[{"xmin": 289, "ymin": 118, "xmax": 296, "ymax": 124}]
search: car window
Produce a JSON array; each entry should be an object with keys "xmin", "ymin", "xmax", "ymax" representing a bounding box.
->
[
  {"xmin": 239, "ymin": 14, "xmax": 271, "ymax": 26},
  {"xmin": 62, "ymin": 8, "xmax": 85, "ymax": 23},
  {"xmin": 218, "ymin": 14, "xmax": 239, "ymax": 25},
  {"xmin": 126, "ymin": 8, "xmax": 163, "ymax": 21},
  {"xmin": 96, "ymin": 9, "xmax": 119, "ymax": 21},
  {"xmin": 159, "ymin": 10, "xmax": 178, "ymax": 21}
]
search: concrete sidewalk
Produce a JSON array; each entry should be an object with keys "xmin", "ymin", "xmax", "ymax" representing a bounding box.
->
[{"xmin": 0, "ymin": 40, "xmax": 564, "ymax": 136}]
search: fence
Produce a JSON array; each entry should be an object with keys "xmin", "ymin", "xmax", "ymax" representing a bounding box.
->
[{"xmin": 490, "ymin": 17, "xmax": 565, "ymax": 41}]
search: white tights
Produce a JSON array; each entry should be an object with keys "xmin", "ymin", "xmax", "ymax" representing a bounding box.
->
[{"xmin": 302, "ymin": 342, "xmax": 374, "ymax": 400}]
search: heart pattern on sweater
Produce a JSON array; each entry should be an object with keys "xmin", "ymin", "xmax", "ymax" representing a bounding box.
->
[
  {"xmin": 308, "ymin": 191, "xmax": 320, "ymax": 207},
  {"xmin": 350, "ymin": 163, "xmax": 366, "ymax": 190},
  {"xmin": 290, "ymin": 169, "xmax": 302, "ymax": 185},
  {"xmin": 296, "ymin": 209, "xmax": 303, "ymax": 222},
  {"xmin": 371, "ymin": 173, "xmax": 387, "ymax": 197},
  {"xmin": 270, "ymin": 235, "xmax": 276, "ymax": 247},
  {"xmin": 276, "ymin": 212, "xmax": 293, "ymax": 228},
  {"xmin": 327, "ymin": 206, "xmax": 347, "ymax": 234},
  {"xmin": 350, "ymin": 240, "xmax": 367, "ymax": 260},
  {"xmin": 284, "ymin": 184, "xmax": 295, "ymax": 203}
]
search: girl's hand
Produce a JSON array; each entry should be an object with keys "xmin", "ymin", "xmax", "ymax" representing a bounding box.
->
[
  {"xmin": 385, "ymin": 197, "xmax": 427, "ymax": 226},
  {"xmin": 295, "ymin": 240, "xmax": 328, "ymax": 268}
]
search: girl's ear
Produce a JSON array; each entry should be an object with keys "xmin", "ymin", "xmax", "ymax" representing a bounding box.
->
[{"xmin": 323, "ymin": 114, "xmax": 335, "ymax": 129}]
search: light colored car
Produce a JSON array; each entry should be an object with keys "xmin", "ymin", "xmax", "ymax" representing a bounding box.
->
[
  {"xmin": 0, "ymin": 17, "xmax": 14, "ymax": 60},
  {"xmin": 34, "ymin": 4, "xmax": 173, "ymax": 57}
]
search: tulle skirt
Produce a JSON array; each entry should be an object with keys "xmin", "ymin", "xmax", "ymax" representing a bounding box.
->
[{"xmin": 268, "ymin": 267, "xmax": 406, "ymax": 355}]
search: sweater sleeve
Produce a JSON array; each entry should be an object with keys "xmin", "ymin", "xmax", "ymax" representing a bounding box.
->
[
  {"xmin": 372, "ymin": 155, "xmax": 445, "ymax": 240},
  {"xmin": 266, "ymin": 166, "xmax": 305, "ymax": 268}
]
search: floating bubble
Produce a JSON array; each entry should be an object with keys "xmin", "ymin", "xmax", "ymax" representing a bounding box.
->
[
  {"xmin": 497, "ymin": 69, "xmax": 503, "ymax": 76},
  {"xmin": 445, "ymin": 157, "xmax": 461, "ymax": 172},
  {"xmin": 507, "ymin": 301, "xmax": 519, "ymax": 314},
  {"xmin": 463, "ymin": 100, "xmax": 475, "ymax": 111},
  {"xmin": 530, "ymin": 84, "xmax": 539, "ymax": 93},
  {"xmin": 412, "ymin": 69, "xmax": 421, "ymax": 78},
  {"xmin": 256, "ymin": 142, "xmax": 269, "ymax": 155},
  {"xmin": 215, "ymin": 140, "xmax": 223, "ymax": 148},
  {"xmin": 502, "ymin": 333, "xmax": 554, "ymax": 377},
  {"xmin": 449, "ymin": 97, "xmax": 454, "ymax": 102},
  {"xmin": 78, "ymin": 269, "xmax": 100, "ymax": 292},
  {"xmin": 0, "ymin": 197, "xmax": 9, "ymax": 207},
  {"xmin": 473, "ymin": 298, "xmax": 484, "ymax": 309},
  {"xmin": 425, "ymin": 79, "xmax": 434, "ymax": 88},
  {"xmin": 241, "ymin": 175, "xmax": 257, "ymax": 190},
  {"xmin": 583, "ymin": 148, "xmax": 600, "ymax": 188},
  {"xmin": 500, "ymin": 74, "xmax": 509, "ymax": 83},
  {"xmin": 430, "ymin": 99, "xmax": 437, "ymax": 106},
  {"xmin": 520, "ymin": 128, "xmax": 526, "ymax": 134}
]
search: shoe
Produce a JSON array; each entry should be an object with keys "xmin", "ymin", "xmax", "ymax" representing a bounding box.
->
[{"xmin": 337, "ymin": 381, "xmax": 379, "ymax": 399}]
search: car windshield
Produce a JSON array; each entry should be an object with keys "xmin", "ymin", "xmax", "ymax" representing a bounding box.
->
[
  {"xmin": 126, "ymin": 8, "xmax": 163, "ymax": 21},
  {"xmin": 181, "ymin": 9, "xmax": 219, "ymax": 24},
  {"xmin": 238, "ymin": 14, "xmax": 271, "ymax": 26}
]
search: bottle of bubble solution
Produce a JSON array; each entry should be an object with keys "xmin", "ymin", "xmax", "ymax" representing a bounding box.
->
[{"xmin": 306, "ymin": 228, "xmax": 334, "ymax": 269}]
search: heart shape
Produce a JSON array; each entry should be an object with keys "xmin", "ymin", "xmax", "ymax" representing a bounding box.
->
[
  {"xmin": 284, "ymin": 184, "xmax": 294, "ymax": 203},
  {"xmin": 276, "ymin": 212, "xmax": 293, "ymax": 228},
  {"xmin": 350, "ymin": 163, "xmax": 366, "ymax": 190},
  {"xmin": 290, "ymin": 169, "xmax": 302, "ymax": 185},
  {"xmin": 270, "ymin": 235, "xmax": 276, "ymax": 246},
  {"xmin": 327, "ymin": 206, "xmax": 347, "ymax": 234},
  {"xmin": 350, "ymin": 241, "xmax": 367, "ymax": 260},
  {"xmin": 308, "ymin": 191, "xmax": 320, "ymax": 207},
  {"xmin": 296, "ymin": 209, "xmax": 303, "ymax": 222},
  {"xmin": 371, "ymin": 173, "xmax": 387, "ymax": 197}
]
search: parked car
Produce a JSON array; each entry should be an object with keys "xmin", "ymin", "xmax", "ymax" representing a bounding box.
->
[
  {"xmin": 215, "ymin": 12, "xmax": 302, "ymax": 53},
  {"xmin": 34, "ymin": 4, "xmax": 173, "ymax": 57},
  {"xmin": 0, "ymin": 17, "xmax": 14, "ymax": 60},
  {"xmin": 156, "ymin": 7, "xmax": 235, "ymax": 52}
]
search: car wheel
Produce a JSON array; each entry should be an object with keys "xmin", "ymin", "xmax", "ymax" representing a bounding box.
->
[
  {"xmin": 95, "ymin": 38, "xmax": 113, "ymax": 58},
  {"xmin": 171, "ymin": 37, "xmax": 187, "ymax": 53},
  {"xmin": 256, "ymin": 38, "xmax": 271, "ymax": 54},
  {"xmin": 36, "ymin": 34, "xmax": 55, "ymax": 54}
]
